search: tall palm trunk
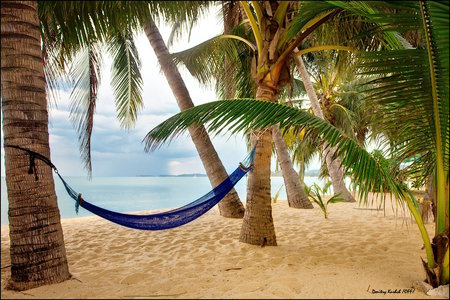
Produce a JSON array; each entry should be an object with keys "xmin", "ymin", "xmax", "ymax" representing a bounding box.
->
[
  {"xmin": 294, "ymin": 54, "xmax": 355, "ymax": 202},
  {"xmin": 144, "ymin": 20, "xmax": 245, "ymax": 218},
  {"xmin": 1, "ymin": 0, "xmax": 71, "ymax": 290},
  {"xmin": 222, "ymin": 0, "xmax": 240, "ymax": 99},
  {"xmin": 239, "ymin": 85, "xmax": 277, "ymax": 246},
  {"xmin": 223, "ymin": 1, "xmax": 310, "ymax": 210},
  {"xmin": 272, "ymin": 125, "xmax": 313, "ymax": 208}
]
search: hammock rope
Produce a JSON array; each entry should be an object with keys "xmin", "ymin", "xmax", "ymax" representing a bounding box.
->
[{"xmin": 4, "ymin": 144, "xmax": 256, "ymax": 230}]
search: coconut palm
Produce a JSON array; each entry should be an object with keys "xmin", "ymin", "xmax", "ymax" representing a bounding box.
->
[
  {"xmin": 290, "ymin": 9, "xmax": 386, "ymax": 202},
  {"xmin": 167, "ymin": 1, "xmax": 387, "ymax": 245},
  {"xmin": 39, "ymin": 1, "xmax": 245, "ymax": 218},
  {"xmin": 1, "ymin": 0, "xmax": 71, "ymax": 290},
  {"xmin": 220, "ymin": 1, "xmax": 313, "ymax": 209},
  {"xmin": 144, "ymin": 1, "xmax": 448, "ymax": 286},
  {"xmin": 295, "ymin": 50, "xmax": 376, "ymax": 190},
  {"xmin": 143, "ymin": 20, "xmax": 245, "ymax": 217},
  {"xmin": 293, "ymin": 54, "xmax": 355, "ymax": 202}
]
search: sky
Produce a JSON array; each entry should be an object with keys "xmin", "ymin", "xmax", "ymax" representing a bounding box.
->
[{"xmin": 1, "ymin": 5, "xmax": 320, "ymax": 178}]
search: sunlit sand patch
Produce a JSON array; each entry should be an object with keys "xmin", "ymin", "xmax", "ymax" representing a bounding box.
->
[{"xmin": 1, "ymin": 194, "xmax": 441, "ymax": 299}]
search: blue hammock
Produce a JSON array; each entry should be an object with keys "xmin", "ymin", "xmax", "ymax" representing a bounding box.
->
[{"xmin": 5, "ymin": 145, "xmax": 255, "ymax": 231}]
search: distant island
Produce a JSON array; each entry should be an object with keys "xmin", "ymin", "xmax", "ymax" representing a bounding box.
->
[
  {"xmin": 138, "ymin": 169, "xmax": 320, "ymax": 178},
  {"xmin": 136, "ymin": 173, "xmax": 207, "ymax": 177}
]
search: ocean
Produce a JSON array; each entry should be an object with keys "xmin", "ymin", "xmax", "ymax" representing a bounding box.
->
[{"xmin": 1, "ymin": 175, "xmax": 326, "ymax": 224}]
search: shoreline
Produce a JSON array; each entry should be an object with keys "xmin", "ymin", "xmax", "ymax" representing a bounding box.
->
[{"xmin": 1, "ymin": 195, "xmax": 441, "ymax": 299}]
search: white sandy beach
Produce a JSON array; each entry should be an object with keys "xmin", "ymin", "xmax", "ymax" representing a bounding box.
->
[{"xmin": 0, "ymin": 193, "xmax": 443, "ymax": 299}]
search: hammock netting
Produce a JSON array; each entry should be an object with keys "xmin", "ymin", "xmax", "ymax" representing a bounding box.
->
[
  {"xmin": 5, "ymin": 145, "xmax": 256, "ymax": 231},
  {"xmin": 57, "ymin": 165, "xmax": 249, "ymax": 230}
]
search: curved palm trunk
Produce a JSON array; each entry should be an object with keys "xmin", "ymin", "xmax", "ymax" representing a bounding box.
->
[
  {"xmin": 144, "ymin": 20, "xmax": 245, "ymax": 218},
  {"xmin": 239, "ymin": 85, "xmax": 277, "ymax": 246},
  {"xmin": 1, "ymin": 0, "xmax": 71, "ymax": 290},
  {"xmin": 272, "ymin": 125, "xmax": 313, "ymax": 208},
  {"xmin": 294, "ymin": 54, "xmax": 355, "ymax": 202}
]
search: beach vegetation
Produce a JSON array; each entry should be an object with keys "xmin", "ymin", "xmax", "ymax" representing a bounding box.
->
[
  {"xmin": 322, "ymin": 181, "xmax": 333, "ymax": 195},
  {"xmin": 304, "ymin": 183, "xmax": 345, "ymax": 219},
  {"xmin": 220, "ymin": 2, "xmax": 314, "ymax": 210},
  {"xmin": 2, "ymin": 0, "xmax": 448, "ymax": 292},
  {"xmin": 144, "ymin": 1, "xmax": 449, "ymax": 287},
  {"xmin": 161, "ymin": 1, "xmax": 386, "ymax": 246},
  {"xmin": 272, "ymin": 184, "xmax": 284, "ymax": 203}
]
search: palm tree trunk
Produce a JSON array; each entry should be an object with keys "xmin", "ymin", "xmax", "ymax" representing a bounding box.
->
[
  {"xmin": 272, "ymin": 125, "xmax": 313, "ymax": 209},
  {"xmin": 222, "ymin": 0, "xmax": 240, "ymax": 99},
  {"xmin": 144, "ymin": 20, "xmax": 245, "ymax": 218},
  {"xmin": 294, "ymin": 54, "xmax": 355, "ymax": 202},
  {"xmin": 1, "ymin": 0, "xmax": 71, "ymax": 290},
  {"xmin": 239, "ymin": 85, "xmax": 277, "ymax": 246}
]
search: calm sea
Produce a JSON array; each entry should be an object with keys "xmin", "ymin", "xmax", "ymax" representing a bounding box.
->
[{"xmin": 1, "ymin": 175, "xmax": 326, "ymax": 224}]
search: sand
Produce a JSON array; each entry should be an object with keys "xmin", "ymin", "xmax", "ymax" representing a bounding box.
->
[{"xmin": 1, "ymin": 193, "xmax": 442, "ymax": 299}]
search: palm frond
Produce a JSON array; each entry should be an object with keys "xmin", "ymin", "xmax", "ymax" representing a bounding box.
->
[
  {"xmin": 68, "ymin": 43, "xmax": 102, "ymax": 175},
  {"xmin": 144, "ymin": 99, "xmax": 410, "ymax": 203},
  {"xmin": 327, "ymin": 193, "xmax": 345, "ymax": 204},
  {"xmin": 108, "ymin": 28, "xmax": 143, "ymax": 129},
  {"xmin": 171, "ymin": 23, "xmax": 255, "ymax": 95},
  {"xmin": 420, "ymin": 0, "xmax": 449, "ymax": 235},
  {"xmin": 423, "ymin": 0, "xmax": 449, "ymax": 170},
  {"xmin": 38, "ymin": 1, "xmax": 212, "ymax": 65},
  {"xmin": 148, "ymin": 1, "xmax": 213, "ymax": 33},
  {"xmin": 283, "ymin": 1, "xmax": 339, "ymax": 48},
  {"xmin": 165, "ymin": 1, "xmax": 214, "ymax": 49},
  {"xmin": 41, "ymin": 36, "xmax": 72, "ymax": 107},
  {"xmin": 359, "ymin": 47, "xmax": 448, "ymax": 179}
]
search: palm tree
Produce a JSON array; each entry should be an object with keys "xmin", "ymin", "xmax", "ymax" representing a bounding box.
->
[
  {"xmin": 1, "ymin": 0, "xmax": 71, "ymax": 290},
  {"xmin": 294, "ymin": 54, "xmax": 355, "ymax": 202},
  {"xmin": 152, "ymin": 1, "xmax": 360, "ymax": 245},
  {"xmin": 143, "ymin": 19, "xmax": 245, "ymax": 218},
  {"xmin": 209, "ymin": 1, "xmax": 313, "ymax": 210},
  {"xmin": 216, "ymin": 2, "xmax": 311, "ymax": 210},
  {"xmin": 168, "ymin": 1, "xmax": 375, "ymax": 245},
  {"xmin": 39, "ymin": 1, "xmax": 245, "ymax": 218},
  {"xmin": 144, "ymin": 1, "xmax": 448, "ymax": 287},
  {"xmin": 290, "ymin": 5, "xmax": 397, "ymax": 202}
]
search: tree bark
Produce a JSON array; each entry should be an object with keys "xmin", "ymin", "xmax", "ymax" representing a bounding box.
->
[
  {"xmin": 272, "ymin": 125, "xmax": 313, "ymax": 208},
  {"xmin": 239, "ymin": 85, "xmax": 277, "ymax": 246},
  {"xmin": 294, "ymin": 54, "xmax": 355, "ymax": 202},
  {"xmin": 1, "ymin": 0, "xmax": 71, "ymax": 290},
  {"xmin": 222, "ymin": 0, "xmax": 240, "ymax": 99},
  {"xmin": 144, "ymin": 20, "xmax": 245, "ymax": 218}
]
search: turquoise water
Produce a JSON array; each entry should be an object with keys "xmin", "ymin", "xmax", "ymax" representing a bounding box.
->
[{"xmin": 1, "ymin": 175, "xmax": 326, "ymax": 224}]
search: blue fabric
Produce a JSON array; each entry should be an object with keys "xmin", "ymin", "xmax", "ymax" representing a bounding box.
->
[{"xmin": 55, "ymin": 147, "xmax": 255, "ymax": 230}]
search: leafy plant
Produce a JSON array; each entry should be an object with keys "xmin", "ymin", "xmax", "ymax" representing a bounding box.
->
[
  {"xmin": 304, "ymin": 183, "xmax": 345, "ymax": 219},
  {"xmin": 272, "ymin": 184, "xmax": 284, "ymax": 203},
  {"xmin": 322, "ymin": 180, "xmax": 333, "ymax": 195},
  {"xmin": 144, "ymin": 0, "xmax": 449, "ymax": 286}
]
